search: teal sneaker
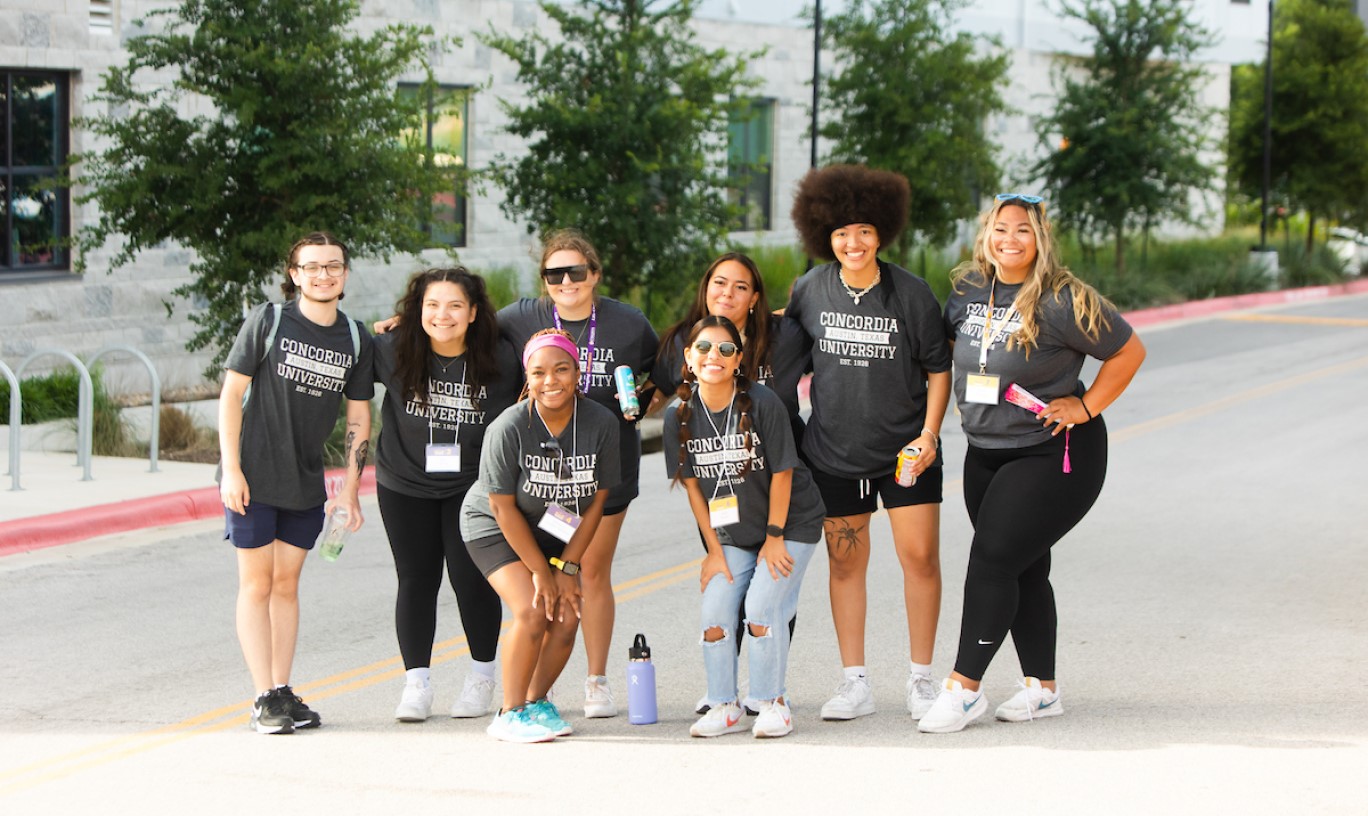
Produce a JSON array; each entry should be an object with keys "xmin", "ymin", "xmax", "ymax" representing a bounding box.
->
[
  {"xmin": 527, "ymin": 698, "xmax": 573, "ymax": 736},
  {"xmin": 486, "ymin": 706, "xmax": 556, "ymax": 743}
]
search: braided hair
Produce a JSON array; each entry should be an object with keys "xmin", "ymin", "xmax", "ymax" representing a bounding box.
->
[{"xmin": 671, "ymin": 315, "xmax": 755, "ymax": 487}]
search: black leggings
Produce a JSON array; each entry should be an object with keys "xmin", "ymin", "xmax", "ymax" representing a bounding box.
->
[
  {"xmin": 953, "ymin": 418, "xmax": 1108, "ymax": 682},
  {"xmin": 377, "ymin": 484, "xmax": 502, "ymax": 669}
]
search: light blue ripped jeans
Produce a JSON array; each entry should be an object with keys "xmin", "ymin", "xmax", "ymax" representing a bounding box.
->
[{"xmin": 700, "ymin": 539, "xmax": 818, "ymax": 704}]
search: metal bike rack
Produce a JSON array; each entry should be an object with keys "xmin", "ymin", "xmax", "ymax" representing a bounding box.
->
[
  {"xmin": 17, "ymin": 349, "xmax": 94, "ymax": 482},
  {"xmin": 87, "ymin": 345, "xmax": 161, "ymax": 473},
  {"xmin": 1, "ymin": 360, "xmax": 20, "ymax": 491}
]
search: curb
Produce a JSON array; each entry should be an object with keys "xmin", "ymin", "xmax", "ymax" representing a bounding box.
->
[
  {"xmin": 4, "ymin": 278, "xmax": 1366, "ymax": 556},
  {"xmin": 0, "ymin": 469, "xmax": 377, "ymax": 557}
]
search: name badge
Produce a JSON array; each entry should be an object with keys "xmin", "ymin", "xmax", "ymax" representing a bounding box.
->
[
  {"xmin": 708, "ymin": 495, "xmax": 740, "ymax": 529},
  {"xmin": 965, "ymin": 373, "xmax": 1001, "ymax": 405},
  {"xmin": 538, "ymin": 502, "xmax": 582, "ymax": 544},
  {"xmin": 425, "ymin": 443, "xmax": 462, "ymax": 473}
]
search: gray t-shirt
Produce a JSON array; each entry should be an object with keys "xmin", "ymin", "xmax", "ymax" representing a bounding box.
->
[
  {"xmin": 372, "ymin": 333, "xmax": 522, "ymax": 499},
  {"xmin": 460, "ymin": 397, "xmax": 622, "ymax": 543},
  {"xmin": 786, "ymin": 261, "xmax": 952, "ymax": 479},
  {"xmin": 943, "ymin": 279, "xmax": 1133, "ymax": 449},
  {"xmin": 497, "ymin": 296, "xmax": 658, "ymax": 506},
  {"xmin": 221, "ymin": 300, "xmax": 375, "ymax": 510},
  {"xmin": 652, "ymin": 314, "xmax": 812, "ymax": 424},
  {"xmin": 663, "ymin": 382, "xmax": 825, "ymax": 549}
]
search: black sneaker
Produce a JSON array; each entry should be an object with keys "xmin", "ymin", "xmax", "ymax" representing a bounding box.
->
[
  {"xmin": 250, "ymin": 689, "xmax": 295, "ymax": 735},
  {"xmin": 277, "ymin": 685, "xmax": 321, "ymax": 729}
]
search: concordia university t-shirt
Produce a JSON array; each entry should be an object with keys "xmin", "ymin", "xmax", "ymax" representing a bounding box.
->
[
  {"xmin": 785, "ymin": 261, "xmax": 951, "ymax": 479},
  {"xmin": 221, "ymin": 300, "xmax": 375, "ymax": 510}
]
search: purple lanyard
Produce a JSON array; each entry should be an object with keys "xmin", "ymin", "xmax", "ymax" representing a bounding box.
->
[{"xmin": 552, "ymin": 304, "xmax": 596, "ymax": 394}]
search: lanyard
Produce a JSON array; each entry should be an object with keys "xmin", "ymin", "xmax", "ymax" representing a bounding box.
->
[
  {"xmin": 552, "ymin": 304, "xmax": 597, "ymax": 394},
  {"xmin": 535, "ymin": 400, "xmax": 581, "ymax": 516},
  {"xmin": 696, "ymin": 386, "xmax": 737, "ymax": 502},
  {"xmin": 427, "ymin": 358, "xmax": 466, "ymax": 447},
  {"xmin": 977, "ymin": 278, "xmax": 1019, "ymax": 375}
]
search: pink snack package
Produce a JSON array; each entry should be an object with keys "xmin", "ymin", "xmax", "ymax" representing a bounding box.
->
[{"xmin": 1004, "ymin": 383, "xmax": 1049, "ymax": 414}]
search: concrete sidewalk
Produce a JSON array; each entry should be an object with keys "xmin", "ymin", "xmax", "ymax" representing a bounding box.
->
[{"xmin": 4, "ymin": 277, "xmax": 1367, "ymax": 555}]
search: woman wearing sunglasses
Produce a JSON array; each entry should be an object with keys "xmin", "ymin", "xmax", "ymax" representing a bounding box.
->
[
  {"xmin": 497, "ymin": 229, "xmax": 658, "ymax": 718},
  {"xmin": 371, "ymin": 268, "xmax": 522, "ymax": 723},
  {"xmin": 662, "ymin": 316, "xmax": 825, "ymax": 739},
  {"xmin": 459, "ymin": 329, "xmax": 621, "ymax": 742},
  {"xmin": 921, "ymin": 194, "xmax": 1145, "ymax": 733},
  {"xmin": 787, "ymin": 164, "xmax": 953, "ymax": 723}
]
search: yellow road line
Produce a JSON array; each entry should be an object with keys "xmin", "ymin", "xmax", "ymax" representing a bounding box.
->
[
  {"xmin": 1221, "ymin": 313, "xmax": 1368, "ymax": 328},
  {"xmin": 6, "ymin": 353, "xmax": 1364, "ymax": 795}
]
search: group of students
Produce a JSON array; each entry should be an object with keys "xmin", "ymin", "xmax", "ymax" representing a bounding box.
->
[{"xmin": 217, "ymin": 163, "xmax": 1145, "ymax": 743}]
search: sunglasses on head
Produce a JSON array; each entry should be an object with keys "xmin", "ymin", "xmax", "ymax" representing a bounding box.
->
[
  {"xmin": 690, "ymin": 339, "xmax": 739, "ymax": 358},
  {"xmin": 541, "ymin": 264, "xmax": 591, "ymax": 283},
  {"xmin": 995, "ymin": 192, "xmax": 1044, "ymax": 205}
]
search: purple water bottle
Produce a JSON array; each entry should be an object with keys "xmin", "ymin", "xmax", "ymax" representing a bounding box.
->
[{"xmin": 626, "ymin": 633, "xmax": 657, "ymax": 725}]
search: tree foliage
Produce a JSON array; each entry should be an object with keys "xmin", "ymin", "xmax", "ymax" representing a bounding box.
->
[
  {"xmin": 820, "ymin": 0, "xmax": 1010, "ymax": 255},
  {"xmin": 72, "ymin": 0, "xmax": 452, "ymax": 373},
  {"xmin": 1229, "ymin": 0, "xmax": 1368, "ymax": 250},
  {"xmin": 481, "ymin": 0, "xmax": 757, "ymax": 319},
  {"xmin": 1031, "ymin": 0, "xmax": 1218, "ymax": 274}
]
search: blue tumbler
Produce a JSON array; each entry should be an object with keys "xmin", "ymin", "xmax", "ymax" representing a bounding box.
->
[{"xmin": 626, "ymin": 633, "xmax": 658, "ymax": 725}]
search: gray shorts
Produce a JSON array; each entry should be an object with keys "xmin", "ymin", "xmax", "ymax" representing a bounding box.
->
[{"xmin": 466, "ymin": 530, "xmax": 565, "ymax": 579}]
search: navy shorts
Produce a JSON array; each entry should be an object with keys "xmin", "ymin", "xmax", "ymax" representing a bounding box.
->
[
  {"xmin": 810, "ymin": 456, "xmax": 944, "ymax": 518},
  {"xmin": 224, "ymin": 501, "xmax": 325, "ymax": 550}
]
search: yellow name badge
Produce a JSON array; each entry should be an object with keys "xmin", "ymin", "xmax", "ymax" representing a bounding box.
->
[
  {"xmin": 708, "ymin": 495, "xmax": 740, "ymax": 529},
  {"xmin": 965, "ymin": 373, "xmax": 1002, "ymax": 405}
]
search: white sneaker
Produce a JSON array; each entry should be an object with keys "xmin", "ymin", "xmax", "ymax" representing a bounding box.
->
[
  {"xmin": 583, "ymin": 675, "xmax": 618, "ymax": 718},
  {"xmin": 486, "ymin": 707, "xmax": 556, "ymax": 743},
  {"xmin": 450, "ymin": 672, "xmax": 496, "ymax": 718},
  {"xmin": 752, "ymin": 700, "xmax": 794, "ymax": 738},
  {"xmin": 820, "ymin": 675, "xmax": 875, "ymax": 720},
  {"xmin": 695, "ymin": 694, "xmax": 713, "ymax": 715},
  {"xmin": 689, "ymin": 702, "xmax": 747, "ymax": 738},
  {"xmin": 918, "ymin": 678, "xmax": 988, "ymax": 734},
  {"xmin": 905, "ymin": 672, "xmax": 938, "ymax": 718},
  {"xmin": 995, "ymin": 677, "xmax": 1062, "ymax": 722},
  {"xmin": 395, "ymin": 680, "xmax": 434, "ymax": 722}
]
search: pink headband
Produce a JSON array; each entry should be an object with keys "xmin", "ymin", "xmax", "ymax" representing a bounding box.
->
[{"xmin": 522, "ymin": 334, "xmax": 581, "ymax": 369}]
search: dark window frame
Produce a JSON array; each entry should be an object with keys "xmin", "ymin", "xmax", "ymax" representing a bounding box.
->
[
  {"xmin": 399, "ymin": 82, "xmax": 471, "ymax": 249},
  {"xmin": 2, "ymin": 69, "xmax": 71, "ymax": 276},
  {"xmin": 728, "ymin": 97, "xmax": 775, "ymax": 233}
]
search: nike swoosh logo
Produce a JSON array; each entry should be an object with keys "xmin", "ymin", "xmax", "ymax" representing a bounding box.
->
[
  {"xmin": 977, "ymin": 639, "xmax": 993, "ymax": 645},
  {"xmin": 726, "ymin": 714, "xmax": 740, "ymax": 727},
  {"xmin": 1037, "ymin": 699, "xmax": 1057, "ymax": 710},
  {"xmin": 962, "ymin": 696, "xmax": 980, "ymax": 712}
]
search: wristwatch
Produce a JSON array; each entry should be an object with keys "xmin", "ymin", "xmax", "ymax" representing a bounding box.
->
[
  {"xmin": 549, "ymin": 556, "xmax": 580, "ymax": 575},
  {"xmin": 765, "ymin": 524, "xmax": 784, "ymax": 539}
]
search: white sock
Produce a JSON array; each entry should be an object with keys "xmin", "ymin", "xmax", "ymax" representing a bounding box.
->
[
  {"xmin": 909, "ymin": 661, "xmax": 932, "ymax": 678},
  {"xmin": 257, "ymin": 689, "xmax": 271, "ymax": 700},
  {"xmin": 469, "ymin": 659, "xmax": 496, "ymax": 680},
  {"xmin": 406, "ymin": 667, "xmax": 431, "ymax": 686},
  {"xmin": 842, "ymin": 665, "xmax": 867, "ymax": 682},
  {"xmin": 588, "ymin": 674, "xmax": 608, "ymax": 683}
]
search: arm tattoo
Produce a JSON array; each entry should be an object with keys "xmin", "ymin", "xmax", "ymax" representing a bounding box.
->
[
  {"xmin": 823, "ymin": 518, "xmax": 866, "ymax": 558},
  {"xmin": 354, "ymin": 439, "xmax": 369, "ymax": 472},
  {"xmin": 343, "ymin": 429, "xmax": 355, "ymax": 463}
]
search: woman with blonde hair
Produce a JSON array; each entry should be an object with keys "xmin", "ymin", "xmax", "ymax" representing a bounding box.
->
[{"xmin": 921, "ymin": 194, "xmax": 1145, "ymax": 733}]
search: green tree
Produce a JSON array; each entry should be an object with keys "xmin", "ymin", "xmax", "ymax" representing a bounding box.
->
[
  {"xmin": 820, "ymin": 0, "xmax": 1010, "ymax": 258},
  {"xmin": 481, "ymin": 0, "xmax": 757, "ymax": 319},
  {"xmin": 1032, "ymin": 0, "xmax": 1218, "ymax": 275},
  {"xmin": 1229, "ymin": 0, "xmax": 1368, "ymax": 252},
  {"xmin": 71, "ymin": 0, "xmax": 453, "ymax": 373}
]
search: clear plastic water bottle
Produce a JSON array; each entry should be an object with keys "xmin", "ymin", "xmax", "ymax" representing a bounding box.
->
[
  {"xmin": 626, "ymin": 633, "xmax": 657, "ymax": 725},
  {"xmin": 317, "ymin": 506, "xmax": 350, "ymax": 562}
]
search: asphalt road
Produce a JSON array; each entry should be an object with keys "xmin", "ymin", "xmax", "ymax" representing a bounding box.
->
[{"xmin": 3, "ymin": 295, "xmax": 1366, "ymax": 814}]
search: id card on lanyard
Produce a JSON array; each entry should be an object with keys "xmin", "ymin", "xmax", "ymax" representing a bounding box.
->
[
  {"xmin": 425, "ymin": 361, "xmax": 466, "ymax": 472},
  {"xmin": 699, "ymin": 388, "xmax": 741, "ymax": 530},
  {"xmin": 534, "ymin": 402, "xmax": 584, "ymax": 544},
  {"xmin": 966, "ymin": 279, "xmax": 1017, "ymax": 405},
  {"xmin": 553, "ymin": 305, "xmax": 596, "ymax": 395}
]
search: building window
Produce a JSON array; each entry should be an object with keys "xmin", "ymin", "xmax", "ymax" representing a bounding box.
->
[
  {"xmin": 2, "ymin": 70, "xmax": 70, "ymax": 274},
  {"xmin": 728, "ymin": 99, "xmax": 774, "ymax": 232},
  {"xmin": 400, "ymin": 84, "xmax": 470, "ymax": 248},
  {"xmin": 90, "ymin": 0, "xmax": 116, "ymax": 32}
]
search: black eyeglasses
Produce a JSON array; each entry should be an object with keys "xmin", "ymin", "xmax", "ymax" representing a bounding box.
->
[
  {"xmin": 995, "ymin": 192, "xmax": 1044, "ymax": 205},
  {"xmin": 294, "ymin": 262, "xmax": 347, "ymax": 277},
  {"xmin": 690, "ymin": 340, "xmax": 739, "ymax": 358},
  {"xmin": 539, "ymin": 439, "xmax": 574, "ymax": 479},
  {"xmin": 540, "ymin": 264, "xmax": 591, "ymax": 283}
]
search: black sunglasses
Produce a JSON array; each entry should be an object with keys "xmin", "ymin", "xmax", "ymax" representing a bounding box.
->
[
  {"xmin": 541, "ymin": 264, "xmax": 591, "ymax": 283},
  {"xmin": 690, "ymin": 339, "xmax": 739, "ymax": 358},
  {"xmin": 539, "ymin": 439, "xmax": 574, "ymax": 479}
]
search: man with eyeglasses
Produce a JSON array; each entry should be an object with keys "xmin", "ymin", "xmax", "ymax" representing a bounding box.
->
[{"xmin": 218, "ymin": 231, "xmax": 375, "ymax": 735}]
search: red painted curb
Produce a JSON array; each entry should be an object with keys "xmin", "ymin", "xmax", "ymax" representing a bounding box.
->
[
  {"xmin": 0, "ymin": 469, "xmax": 377, "ymax": 557},
  {"xmin": 1122, "ymin": 278, "xmax": 1368, "ymax": 327}
]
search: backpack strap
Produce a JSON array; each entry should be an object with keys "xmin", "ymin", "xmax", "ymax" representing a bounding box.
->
[{"xmin": 242, "ymin": 302, "xmax": 283, "ymax": 410}]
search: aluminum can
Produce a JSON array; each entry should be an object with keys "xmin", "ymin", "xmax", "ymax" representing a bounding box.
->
[
  {"xmin": 895, "ymin": 445, "xmax": 922, "ymax": 487},
  {"xmin": 613, "ymin": 365, "xmax": 640, "ymax": 418}
]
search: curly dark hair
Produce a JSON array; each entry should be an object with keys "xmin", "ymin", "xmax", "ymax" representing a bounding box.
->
[
  {"xmin": 790, "ymin": 164, "xmax": 910, "ymax": 260},
  {"xmin": 391, "ymin": 267, "xmax": 500, "ymax": 409}
]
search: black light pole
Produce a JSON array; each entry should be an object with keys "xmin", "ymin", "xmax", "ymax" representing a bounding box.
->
[
  {"xmin": 1260, "ymin": 0, "xmax": 1273, "ymax": 250},
  {"xmin": 806, "ymin": 0, "xmax": 822, "ymax": 271}
]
